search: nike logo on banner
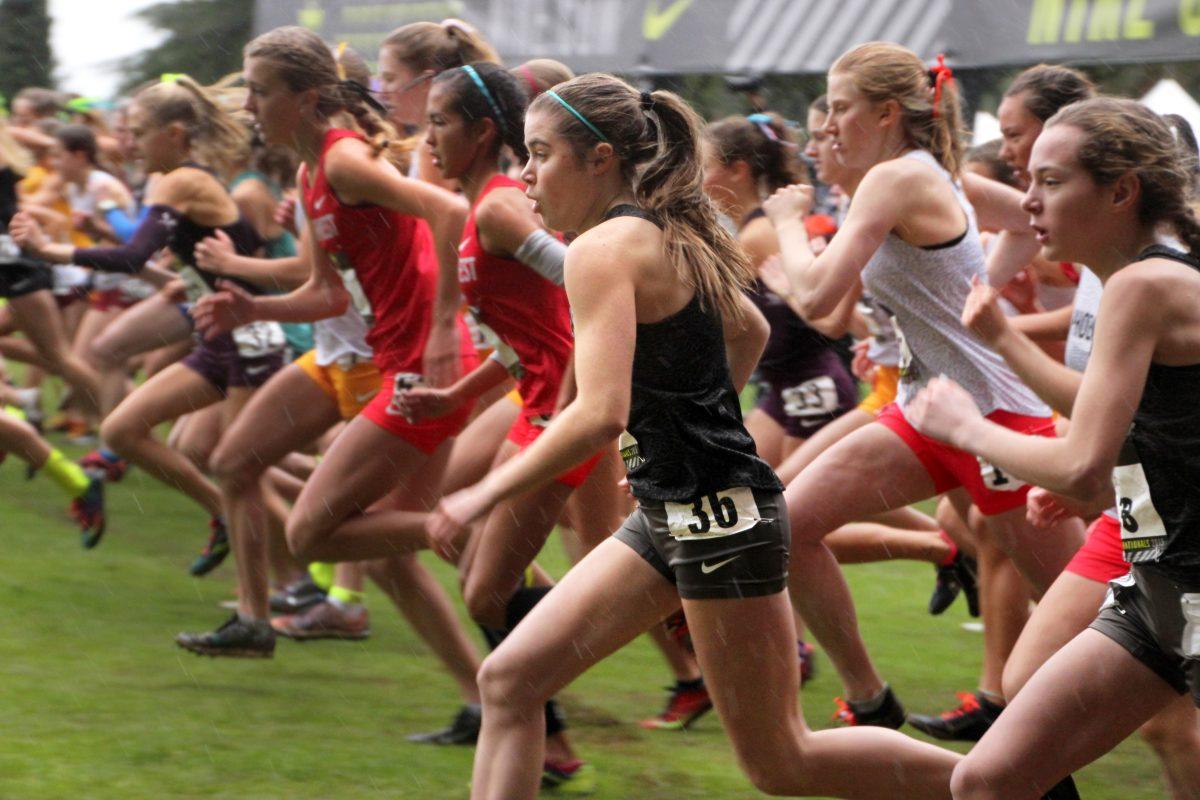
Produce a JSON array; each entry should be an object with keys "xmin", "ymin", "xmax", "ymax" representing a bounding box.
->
[
  {"xmin": 700, "ymin": 555, "xmax": 740, "ymax": 574},
  {"xmin": 643, "ymin": 0, "xmax": 693, "ymax": 40}
]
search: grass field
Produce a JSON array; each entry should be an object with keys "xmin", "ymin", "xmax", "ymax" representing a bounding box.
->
[{"xmin": 0, "ymin": 438, "xmax": 1170, "ymax": 799}]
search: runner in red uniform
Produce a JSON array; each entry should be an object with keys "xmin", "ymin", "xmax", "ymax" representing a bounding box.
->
[{"xmin": 193, "ymin": 26, "xmax": 477, "ymax": 566}]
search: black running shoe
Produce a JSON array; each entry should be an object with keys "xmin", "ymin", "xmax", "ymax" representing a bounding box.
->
[
  {"xmin": 189, "ymin": 518, "xmax": 230, "ymax": 576},
  {"xmin": 907, "ymin": 691, "xmax": 1002, "ymax": 742},
  {"xmin": 175, "ymin": 614, "xmax": 275, "ymax": 658},
  {"xmin": 928, "ymin": 553, "xmax": 979, "ymax": 617},
  {"xmin": 832, "ymin": 685, "xmax": 906, "ymax": 729},
  {"xmin": 407, "ymin": 704, "xmax": 482, "ymax": 745},
  {"xmin": 72, "ymin": 473, "xmax": 106, "ymax": 549},
  {"xmin": 269, "ymin": 576, "xmax": 327, "ymax": 615}
]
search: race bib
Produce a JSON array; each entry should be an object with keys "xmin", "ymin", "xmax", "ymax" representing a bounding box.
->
[
  {"xmin": 337, "ymin": 264, "xmax": 374, "ymax": 326},
  {"xmin": 385, "ymin": 372, "xmax": 425, "ymax": 418},
  {"xmin": 1182, "ymin": 593, "xmax": 1200, "ymax": 659},
  {"xmin": 782, "ymin": 375, "xmax": 839, "ymax": 424},
  {"xmin": 0, "ymin": 233, "xmax": 21, "ymax": 264},
  {"xmin": 665, "ymin": 487, "xmax": 762, "ymax": 541},
  {"xmin": 177, "ymin": 265, "xmax": 212, "ymax": 303},
  {"xmin": 232, "ymin": 320, "xmax": 286, "ymax": 359},
  {"xmin": 1113, "ymin": 435, "xmax": 1168, "ymax": 563},
  {"xmin": 52, "ymin": 265, "xmax": 90, "ymax": 293},
  {"xmin": 976, "ymin": 457, "xmax": 1025, "ymax": 493},
  {"xmin": 619, "ymin": 430, "xmax": 645, "ymax": 472},
  {"xmin": 892, "ymin": 318, "xmax": 914, "ymax": 378}
]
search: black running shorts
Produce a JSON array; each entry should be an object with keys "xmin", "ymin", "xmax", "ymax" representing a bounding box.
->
[
  {"xmin": 0, "ymin": 263, "xmax": 53, "ymax": 298},
  {"xmin": 1090, "ymin": 565, "xmax": 1200, "ymax": 707},
  {"xmin": 615, "ymin": 488, "xmax": 789, "ymax": 600}
]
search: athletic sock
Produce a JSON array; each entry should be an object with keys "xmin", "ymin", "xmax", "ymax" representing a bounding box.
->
[
  {"xmin": 675, "ymin": 677, "xmax": 705, "ymax": 691},
  {"xmin": 852, "ymin": 684, "xmax": 891, "ymax": 713},
  {"xmin": 98, "ymin": 446, "xmax": 120, "ymax": 462},
  {"xmin": 44, "ymin": 448, "xmax": 91, "ymax": 498},
  {"xmin": 308, "ymin": 562, "xmax": 335, "ymax": 592},
  {"xmin": 977, "ymin": 688, "xmax": 1006, "ymax": 709},
  {"xmin": 3, "ymin": 404, "xmax": 26, "ymax": 420},
  {"xmin": 937, "ymin": 529, "xmax": 959, "ymax": 567},
  {"xmin": 504, "ymin": 585, "xmax": 553, "ymax": 631},
  {"xmin": 327, "ymin": 585, "xmax": 365, "ymax": 608}
]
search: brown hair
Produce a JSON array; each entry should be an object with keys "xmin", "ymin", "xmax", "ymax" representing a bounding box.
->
[
  {"xmin": 965, "ymin": 138, "xmax": 1018, "ymax": 187},
  {"xmin": 529, "ymin": 73, "xmax": 755, "ymax": 322},
  {"xmin": 511, "ymin": 59, "xmax": 574, "ymax": 98},
  {"xmin": 244, "ymin": 26, "xmax": 406, "ymax": 167},
  {"xmin": 1005, "ymin": 64, "xmax": 1095, "ymax": 123},
  {"xmin": 704, "ymin": 113, "xmax": 802, "ymax": 195},
  {"xmin": 382, "ymin": 19, "xmax": 499, "ymax": 73},
  {"xmin": 432, "ymin": 62, "xmax": 529, "ymax": 162},
  {"xmin": 12, "ymin": 87, "xmax": 61, "ymax": 118},
  {"xmin": 134, "ymin": 76, "xmax": 248, "ymax": 175},
  {"xmin": 830, "ymin": 42, "xmax": 967, "ymax": 176},
  {"xmin": 1048, "ymin": 97, "xmax": 1200, "ymax": 254}
]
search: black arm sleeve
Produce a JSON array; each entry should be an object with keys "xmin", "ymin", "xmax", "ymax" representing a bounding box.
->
[{"xmin": 72, "ymin": 204, "xmax": 178, "ymax": 273}]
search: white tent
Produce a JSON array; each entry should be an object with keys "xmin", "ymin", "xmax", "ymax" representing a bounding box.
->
[
  {"xmin": 972, "ymin": 110, "xmax": 1001, "ymax": 146},
  {"xmin": 1140, "ymin": 78, "xmax": 1200, "ymax": 141}
]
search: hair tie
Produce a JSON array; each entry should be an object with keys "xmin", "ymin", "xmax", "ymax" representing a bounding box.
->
[
  {"xmin": 341, "ymin": 79, "xmax": 387, "ymax": 116},
  {"xmin": 640, "ymin": 91, "xmax": 655, "ymax": 111},
  {"xmin": 518, "ymin": 64, "xmax": 542, "ymax": 98},
  {"xmin": 546, "ymin": 90, "xmax": 607, "ymax": 142},
  {"xmin": 160, "ymin": 73, "xmax": 185, "ymax": 84},
  {"xmin": 461, "ymin": 65, "xmax": 507, "ymax": 134},
  {"xmin": 928, "ymin": 54, "xmax": 953, "ymax": 119}
]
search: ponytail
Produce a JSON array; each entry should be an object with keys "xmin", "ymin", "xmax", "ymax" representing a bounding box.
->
[
  {"xmin": 135, "ymin": 75, "xmax": 249, "ymax": 176},
  {"xmin": 530, "ymin": 74, "xmax": 754, "ymax": 323}
]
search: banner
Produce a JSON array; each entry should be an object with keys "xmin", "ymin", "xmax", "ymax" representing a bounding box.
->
[
  {"xmin": 254, "ymin": 0, "xmax": 1200, "ymax": 73},
  {"xmin": 944, "ymin": 0, "xmax": 1200, "ymax": 66}
]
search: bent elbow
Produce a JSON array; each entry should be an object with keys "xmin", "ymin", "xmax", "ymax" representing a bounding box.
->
[
  {"xmin": 796, "ymin": 290, "xmax": 835, "ymax": 322},
  {"xmin": 1066, "ymin": 462, "xmax": 1112, "ymax": 501},
  {"xmin": 327, "ymin": 286, "xmax": 350, "ymax": 317}
]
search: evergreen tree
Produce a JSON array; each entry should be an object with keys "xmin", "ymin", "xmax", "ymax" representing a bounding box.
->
[
  {"xmin": 0, "ymin": 0, "xmax": 54, "ymax": 106},
  {"xmin": 117, "ymin": 0, "xmax": 253, "ymax": 94}
]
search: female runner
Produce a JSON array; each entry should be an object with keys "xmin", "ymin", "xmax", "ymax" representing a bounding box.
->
[
  {"xmin": 761, "ymin": 43, "xmax": 1083, "ymax": 726},
  {"xmin": 427, "ymin": 72, "xmax": 960, "ymax": 800},
  {"xmin": 191, "ymin": 25, "xmax": 476, "ymax": 566},
  {"xmin": 11, "ymin": 76, "xmax": 286, "ymax": 573},
  {"xmin": 908, "ymin": 96, "xmax": 1200, "ymax": 800}
]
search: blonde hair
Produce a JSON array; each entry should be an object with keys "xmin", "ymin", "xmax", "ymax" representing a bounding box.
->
[
  {"xmin": 244, "ymin": 26, "xmax": 408, "ymax": 169},
  {"xmin": 382, "ymin": 19, "xmax": 499, "ymax": 73},
  {"xmin": 0, "ymin": 122, "xmax": 34, "ymax": 175},
  {"xmin": 134, "ymin": 76, "xmax": 249, "ymax": 176},
  {"xmin": 529, "ymin": 73, "xmax": 755, "ymax": 323},
  {"xmin": 830, "ymin": 42, "xmax": 966, "ymax": 176},
  {"xmin": 1048, "ymin": 97, "xmax": 1200, "ymax": 255}
]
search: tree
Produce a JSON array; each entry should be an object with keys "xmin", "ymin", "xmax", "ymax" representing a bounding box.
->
[
  {"xmin": 0, "ymin": 0, "xmax": 54, "ymax": 105},
  {"xmin": 117, "ymin": 0, "xmax": 253, "ymax": 95}
]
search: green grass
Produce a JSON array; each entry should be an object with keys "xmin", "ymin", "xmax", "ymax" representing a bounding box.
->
[{"xmin": 0, "ymin": 441, "xmax": 1168, "ymax": 799}]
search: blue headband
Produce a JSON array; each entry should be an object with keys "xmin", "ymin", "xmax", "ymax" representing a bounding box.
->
[
  {"xmin": 461, "ymin": 65, "xmax": 506, "ymax": 134},
  {"xmin": 545, "ymin": 90, "xmax": 608, "ymax": 142}
]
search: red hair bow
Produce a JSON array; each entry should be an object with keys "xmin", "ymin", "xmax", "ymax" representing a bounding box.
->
[{"xmin": 930, "ymin": 53, "xmax": 953, "ymax": 118}]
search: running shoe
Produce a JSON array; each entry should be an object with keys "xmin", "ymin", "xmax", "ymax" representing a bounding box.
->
[
  {"xmin": 271, "ymin": 600, "xmax": 371, "ymax": 640},
  {"xmin": 541, "ymin": 760, "xmax": 596, "ymax": 795},
  {"xmin": 175, "ymin": 614, "xmax": 275, "ymax": 658},
  {"xmin": 639, "ymin": 679, "xmax": 713, "ymax": 731},
  {"xmin": 66, "ymin": 420, "xmax": 97, "ymax": 446},
  {"xmin": 928, "ymin": 553, "xmax": 980, "ymax": 617},
  {"xmin": 831, "ymin": 686, "xmax": 906, "ymax": 729},
  {"xmin": 189, "ymin": 518, "xmax": 230, "ymax": 576},
  {"xmin": 71, "ymin": 473, "xmax": 106, "ymax": 549},
  {"xmin": 268, "ymin": 576, "xmax": 327, "ymax": 615},
  {"xmin": 798, "ymin": 639, "xmax": 817, "ymax": 686},
  {"xmin": 407, "ymin": 704, "xmax": 482, "ymax": 745},
  {"xmin": 906, "ymin": 691, "xmax": 1002, "ymax": 742},
  {"xmin": 79, "ymin": 450, "xmax": 130, "ymax": 483}
]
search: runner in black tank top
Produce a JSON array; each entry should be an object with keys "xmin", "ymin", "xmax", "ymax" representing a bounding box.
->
[
  {"xmin": 438, "ymin": 73, "xmax": 962, "ymax": 800},
  {"xmin": 907, "ymin": 97, "xmax": 1200, "ymax": 799}
]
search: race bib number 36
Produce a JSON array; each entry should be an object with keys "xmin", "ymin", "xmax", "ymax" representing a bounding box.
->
[{"xmin": 665, "ymin": 487, "xmax": 761, "ymax": 540}]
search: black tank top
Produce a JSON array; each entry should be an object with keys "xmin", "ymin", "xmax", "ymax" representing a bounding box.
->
[
  {"xmin": 1114, "ymin": 244, "xmax": 1200, "ymax": 585},
  {"xmin": 610, "ymin": 205, "xmax": 782, "ymax": 501},
  {"xmin": 739, "ymin": 207, "xmax": 837, "ymax": 378}
]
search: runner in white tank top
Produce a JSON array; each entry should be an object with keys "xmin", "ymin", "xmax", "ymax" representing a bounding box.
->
[{"xmin": 757, "ymin": 41, "xmax": 1083, "ymax": 732}]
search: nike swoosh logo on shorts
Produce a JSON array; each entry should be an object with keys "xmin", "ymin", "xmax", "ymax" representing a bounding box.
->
[
  {"xmin": 700, "ymin": 555, "xmax": 740, "ymax": 574},
  {"xmin": 353, "ymin": 391, "xmax": 376, "ymax": 403}
]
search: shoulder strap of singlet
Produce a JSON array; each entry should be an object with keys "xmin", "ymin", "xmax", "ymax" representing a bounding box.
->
[
  {"xmin": 1136, "ymin": 244, "xmax": 1200, "ymax": 271},
  {"xmin": 739, "ymin": 207, "xmax": 766, "ymax": 232},
  {"xmin": 901, "ymin": 149, "xmax": 975, "ymax": 229},
  {"xmin": 603, "ymin": 203, "xmax": 662, "ymax": 227}
]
